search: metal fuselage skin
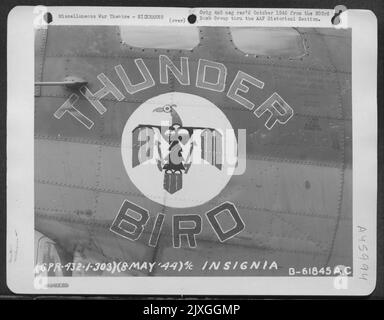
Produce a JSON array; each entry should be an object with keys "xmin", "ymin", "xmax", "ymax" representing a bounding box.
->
[{"xmin": 35, "ymin": 26, "xmax": 352, "ymax": 276}]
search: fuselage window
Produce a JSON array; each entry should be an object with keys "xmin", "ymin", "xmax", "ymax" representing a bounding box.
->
[
  {"xmin": 119, "ymin": 26, "xmax": 199, "ymax": 50},
  {"xmin": 230, "ymin": 27, "xmax": 306, "ymax": 58}
]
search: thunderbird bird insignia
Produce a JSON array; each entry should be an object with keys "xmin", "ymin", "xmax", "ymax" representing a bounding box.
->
[{"xmin": 131, "ymin": 104, "xmax": 223, "ymax": 194}]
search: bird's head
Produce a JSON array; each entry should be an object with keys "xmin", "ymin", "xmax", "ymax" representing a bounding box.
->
[{"xmin": 153, "ymin": 104, "xmax": 177, "ymax": 114}]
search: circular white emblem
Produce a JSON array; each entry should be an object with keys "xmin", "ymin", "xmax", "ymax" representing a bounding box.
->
[{"xmin": 121, "ymin": 92, "xmax": 237, "ymax": 208}]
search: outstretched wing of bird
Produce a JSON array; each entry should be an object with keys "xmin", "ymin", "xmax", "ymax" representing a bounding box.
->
[
  {"xmin": 186, "ymin": 127, "xmax": 223, "ymax": 171},
  {"xmin": 131, "ymin": 125, "xmax": 223, "ymax": 171},
  {"xmin": 131, "ymin": 125, "xmax": 164, "ymax": 169}
]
